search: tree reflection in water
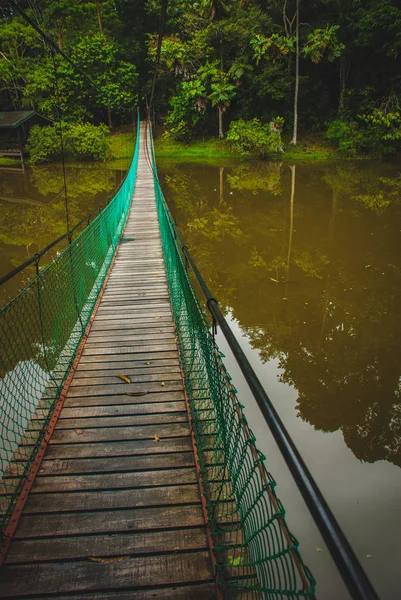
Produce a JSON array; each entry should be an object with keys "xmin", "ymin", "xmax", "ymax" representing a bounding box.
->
[
  {"xmin": 159, "ymin": 158, "xmax": 401, "ymax": 469},
  {"xmin": 0, "ymin": 162, "xmax": 123, "ymax": 305}
]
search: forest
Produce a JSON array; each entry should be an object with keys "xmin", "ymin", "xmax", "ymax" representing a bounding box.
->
[{"xmin": 1, "ymin": 0, "xmax": 401, "ymax": 157}]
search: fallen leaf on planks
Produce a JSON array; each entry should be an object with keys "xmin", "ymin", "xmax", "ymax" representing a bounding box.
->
[
  {"xmin": 228, "ymin": 555, "xmax": 242, "ymax": 567},
  {"xmin": 145, "ymin": 362, "xmax": 151, "ymax": 365},
  {"xmin": 161, "ymin": 382, "xmax": 165, "ymax": 387},
  {"xmin": 75, "ymin": 429, "xmax": 84, "ymax": 434},
  {"xmin": 88, "ymin": 556, "xmax": 129, "ymax": 564},
  {"xmin": 154, "ymin": 434, "xmax": 160, "ymax": 441},
  {"xmin": 154, "ymin": 274, "xmax": 160, "ymax": 278},
  {"xmin": 119, "ymin": 374, "xmax": 131, "ymax": 384},
  {"xmin": 125, "ymin": 391, "xmax": 149, "ymax": 397}
]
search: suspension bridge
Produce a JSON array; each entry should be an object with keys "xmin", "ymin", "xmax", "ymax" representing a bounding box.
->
[{"xmin": 0, "ymin": 121, "xmax": 380, "ymax": 600}]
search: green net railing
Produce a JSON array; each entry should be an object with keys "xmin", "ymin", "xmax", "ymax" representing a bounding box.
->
[
  {"xmin": 0, "ymin": 118, "xmax": 140, "ymax": 541},
  {"xmin": 148, "ymin": 131, "xmax": 316, "ymax": 599}
]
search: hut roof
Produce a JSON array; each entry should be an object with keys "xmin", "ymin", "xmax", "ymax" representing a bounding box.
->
[{"xmin": 0, "ymin": 111, "xmax": 53, "ymax": 129}]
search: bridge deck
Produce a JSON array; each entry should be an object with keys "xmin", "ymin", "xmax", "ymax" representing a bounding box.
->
[{"xmin": 0, "ymin": 126, "xmax": 216, "ymax": 599}]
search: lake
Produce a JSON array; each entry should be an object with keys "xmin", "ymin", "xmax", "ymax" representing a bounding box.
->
[
  {"xmin": 1, "ymin": 155, "xmax": 401, "ymax": 599},
  {"xmin": 157, "ymin": 157, "xmax": 401, "ymax": 600},
  {"xmin": 0, "ymin": 162, "xmax": 125, "ymax": 307}
]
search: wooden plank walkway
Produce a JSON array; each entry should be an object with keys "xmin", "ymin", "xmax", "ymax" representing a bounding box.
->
[{"xmin": 0, "ymin": 124, "xmax": 216, "ymax": 599}]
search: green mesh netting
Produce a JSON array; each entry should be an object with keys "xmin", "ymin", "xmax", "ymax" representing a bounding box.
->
[
  {"xmin": 0, "ymin": 119, "xmax": 140, "ymax": 541},
  {"xmin": 149, "ymin": 131, "xmax": 316, "ymax": 599}
]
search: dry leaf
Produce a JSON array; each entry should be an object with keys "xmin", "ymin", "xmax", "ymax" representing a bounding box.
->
[
  {"xmin": 119, "ymin": 374, "xmax": 131, "ymax": 384},
  {"xmin": 75, "ymin": 429, "xmax": 84, "ymax": 434},
  {"xmin": 154, "ymin": 274, "xmax": 160, "ymax": 278},
  {"xmin": 161, "ymin": 382, "xmax": 165, "ymax": 387},
  {"xmin": 154, "ymin": 434, "xmax": 160, "ymax": 441},
  {"xmin": 145, "ymin": 362, "xmax": 151, "ymax": 365},
  {"xmin": 88, "ymin": 556, "xmax": 129, "ymax": 564},
  {"xmin": 125, "ymin": 391, "xmax": 149, "ymax": 397}
]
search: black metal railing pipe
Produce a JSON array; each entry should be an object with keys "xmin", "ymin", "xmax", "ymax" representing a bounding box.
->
[{"xmin": 172, "ymin": 229, "xmax": 379, "ymax": 600}]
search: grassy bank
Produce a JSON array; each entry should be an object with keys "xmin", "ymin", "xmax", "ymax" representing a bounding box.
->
[
  {"xmin": 154, "ymin": 136, "xmax": 240, "ymax": 160},
  {"xmin": 154, "ymin": 132, "xmax": 336, "ymax": 162},
  {"xmin": 107, "ymin": 130, "xmax": 136, "ymax": 170},
  {"xmin": 0, "ymin": 157, "xmax": 22, "ymax": 167}
]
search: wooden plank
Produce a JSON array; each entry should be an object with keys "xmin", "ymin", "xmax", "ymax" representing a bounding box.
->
[
  {"xmin": 104, "ymin": 277, "xmax": 167, "ymax": 284},
  {"xmin": 57, "ymin": 401, "xmax": 186, "ymax": 419},
  {"xmin": 70, "ymin": 372, "xmax": 182, "ymax": 387},
  {"xmin": 26, "ymin": 583, "xmax": 217, "ymax": 600},
  {"xmin": 99, "ymin": 293, "xmax": 169, "ymax": 303},
  {"xmin": 5, "ymin": 451, "xmax": 194, "ymax": 478},
  {"xmin": 46, "ymin": 437, "xmax": 192, "ymax": 459},
  {"xmin": 0, "ymin": 551, "xmax": 213, "ymax": 597},
  {"xmin": 64, "ymin": 391, "xmax": 185, "ymax": 407},
  {"xmin": 23, "ymin": 483, "xmax": 201, "ymax": 513},
  {"xmin": 66, "ymin": 381, "xmax": 184, "ymax": 397},
  {"xmin": 96, "ymin": 301, "xmax": 171, "ymax": 311},
  {"xmin": 78, "ymin": 352, "xmax": 178, "ymax": 365},
  {"xmin": 73, "ymin": 364, "xmax": 181, "ymax": 376},
  {"xmin": 93, "ymin": 309, "xmax": 172, "ymax": 320},
  {"xmin": 84, "ymin": 333, "xmax": 175, "ymax": 346},
  {"xmin": 53, "ymin": 412, "xmax": 188, "ymax": 430},
  {"xmin": 48, "ymin": 422, "xmax": 190, "ymax": 444},
  {"xmin": 37, "ymin": 452, "xmax": 195, "ymax": 476},
  {"xmin": 30, "ymin": 467, "xmax": 197, "ymax": 493},
  {"xmin": 90, "ymin": 321, "xmax": 175, "ymax": 332},
  {"xmin": 81, "ymin": 344, "xmax": 177, "ymax": 357},
  {"xmin": 5, "ymin": 527, "xmax": 209, "ymax": 564}
]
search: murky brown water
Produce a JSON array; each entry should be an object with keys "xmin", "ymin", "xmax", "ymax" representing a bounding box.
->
[
  {"xmin": 1, "ymin": 157, "xmax": 400, "ymax": 598},
  {"xmin": 0, "ymin": 162, "xmax": 125, "ymax": 307},
  {"xmin": 158, "ymin": 158, "xmax": 401, "ymax": 600}
]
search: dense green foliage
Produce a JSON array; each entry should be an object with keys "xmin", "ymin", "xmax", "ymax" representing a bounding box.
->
[
  {"xmin": 64, "ymin": 123, "xmax": 110, "ymax": 160},
  {"xmin": 27, "ymin": 123, "xmax": 110, "ymax": 163},
  {"xmin": 2, "ymin": 0, "xmax": 401, "ymax": 156},
  {"xmin": 227, "ymin": 118, "xmax": 283, "ymax": 157},
  {"xmin": 26, "ymin": 125, "xmax": 62, "ymax": 163}
]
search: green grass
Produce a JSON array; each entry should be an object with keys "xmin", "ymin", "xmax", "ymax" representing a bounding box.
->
[
  {"xmin": 107, "ymin": 130, "xmax": 136, "ymax": 170},
  {"xmin": 109, "ymin": 131, "xmax": 136, "ymax": 159},
  {"xmin": 107, "ymin": 129, "xmax": 338, "ymax": 167},
  {"xmin": 0, "ymin": 157, "xmax": 21, "ymax": 166},
  {"xmin": 154, "ymin": 132, "xmax": 340, "ymax": 162},
  {"xmin": 154, "ymin": 136, "xmax": 240, "ymax": 160},
  {"xmin": 282, "ymin": 145, "xmax": 334, "ymax": 161}
]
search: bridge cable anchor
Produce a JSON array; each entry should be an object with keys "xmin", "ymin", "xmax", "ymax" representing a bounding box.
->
[
  {"xmin": 33, "ymin": 253, "xmax": 41, "ymax": 276},
  {"xmin": 206, "ymin": 297, "xmax": 218, "ymax": 340}
]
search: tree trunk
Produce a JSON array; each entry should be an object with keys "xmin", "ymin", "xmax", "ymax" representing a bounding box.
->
[
  {"xmin": 218, "ymin": 106, "xmax": 224, "ymax": 139},
  {"xmin": 285, "ymin": 164, "xmax": 295, "ymax": 295},
  {"xmin": 96, "ymin": 0, "xmax": 103, "ymax": 32},
  {"xmin": 219, "ymin": 166, "xmax": 224, "ymax": 206},
  {"xmin": 57, "ymin": 30, "xmax": 62, "ymax": 49},
  {"xmin": 291, "ymin": 0, "xmax": 300, "ymax": 145},
  {"xmin": 338, "ymin": 57, "xmax": 346, "ymax": 116},
  {"xmin": 107, "ymin": 102, "xmax": 113, "ymax": 128}
]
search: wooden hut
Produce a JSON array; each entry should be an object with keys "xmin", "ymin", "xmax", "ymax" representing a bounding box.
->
[{"xmin": 0, "ymin": 111, "xmax": 53, "ymax": 167}]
